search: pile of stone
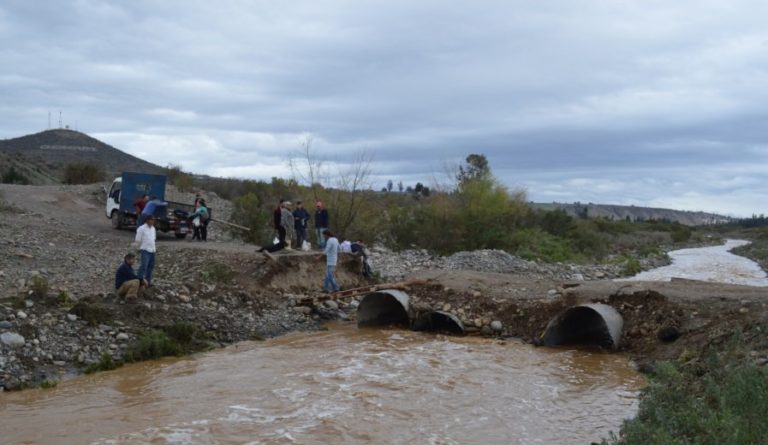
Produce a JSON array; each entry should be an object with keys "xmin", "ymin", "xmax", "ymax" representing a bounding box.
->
[{"xmin": 367, "ymin": 247, "xmax": 661, "ymax": 282}]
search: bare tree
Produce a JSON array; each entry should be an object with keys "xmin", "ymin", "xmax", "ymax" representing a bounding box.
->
[
  {"xmin": 288, "ymin": 138, "xmax": 375, "ymax": 238},
  {"xmin": 328, "ymin": 149, "xmax": 374, "ymax": 238},
  {"xmin": 288, "ymin": 135, "xmax": 327, "ymax": 202}
]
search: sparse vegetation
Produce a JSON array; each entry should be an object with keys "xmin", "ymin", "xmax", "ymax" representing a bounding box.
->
[
  {"xmin": 69, "ymin": 301, "xmax": 113, "ymax": 325},
  {"xmin": 62, "ymin": 162, "xmax": 104, "ymax": 184},
  {"xmin": 84, "ymin": 353, "xmax": 120, "ymax": 374},
  {"xmin": 125, "ymin": 323, "xmax": 209, "ymax": 362},
  {"xmin": 166, "ymin": 163, "xmax": 194, "ymax": 192},
  {"xmin": 731, "ymin": 227, "xmax": 768, "ymax": 272},
  {"xmin": 620, "ymin": 256, "xmax": 643, "ymax": 276},
  {"xmin": 39, "ymin": 380, "xmax": 59, "ymax": 389},
  {"xmin": 58, "ymin": 290, "xmax": 72, "ymax": 306},
  {"xmin": 1, "ymin": 165, "xmax": 30, "ymax": 184},
  {"xmin": 164, "ymin": 321, "xmax": 208, "ymax": 350},
  {"xmin": 202, "ymin": 263, "xmax": 235, "ymax": 284},
  {"xmin": 80, "ymin": 323, "xmax": 210, "ymax": 376},
  {"xmin": 230, "ymin": 192, "xmax": 271, "ymax": 244},
  {"xmin": 125, "ymin": 330, "xmax": 180, "ymax": 361},
  {"xmin": 29, "ymin": 275, "xmax": 49, "ymax": 298},
  {"xmin": 603, "ymin": 333, "xmax": 768, "ymax": 444}
]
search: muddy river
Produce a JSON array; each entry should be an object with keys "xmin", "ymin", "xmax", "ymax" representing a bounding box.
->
[
  {"xmin": 0, "ymin": 323, "xmax": 643, "ymax": 444},
  {"xmin": 623, "ymin": 239, "xmax": 768, "ymax": 287}
]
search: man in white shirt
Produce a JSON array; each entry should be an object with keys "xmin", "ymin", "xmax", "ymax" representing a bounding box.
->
[{"xmin": 134, "ymin": 215, "xmax": 157, "ymax": 286}]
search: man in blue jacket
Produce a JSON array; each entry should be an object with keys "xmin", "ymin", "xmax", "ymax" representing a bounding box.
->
[
  {"xmin": 139, "ymin": 195, "xmax": 167, "ymax": 225},
  {"xmin": 115, "ymin": 253, "xmax": 144, "ymax": 301}
]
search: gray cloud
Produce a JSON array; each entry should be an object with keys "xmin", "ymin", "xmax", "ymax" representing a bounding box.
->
[{"xmin": 2, "ymin": 0, "xmax": 768, "ymax": 216}]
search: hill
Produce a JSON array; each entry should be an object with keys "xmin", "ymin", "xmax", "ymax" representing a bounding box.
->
[
  {"xmin": 0, "ymin": 129, "xmax": 164, "ymax": 183},
  {"xmin": 532, "ymin": 202, "xmax": 733, "ymax": 226}
]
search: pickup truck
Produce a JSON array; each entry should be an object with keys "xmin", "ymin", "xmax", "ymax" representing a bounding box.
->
[{"xmin": 105, "ymin": 172, "xmax": 208, "ymax": 239}]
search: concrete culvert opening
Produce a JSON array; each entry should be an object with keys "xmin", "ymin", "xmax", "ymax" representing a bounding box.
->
[
  {"xmin": 412, "ymin": 311, "xmax": 466, "ymax": 336},
  {"xmin": 541, "ymin": 304, "xmax": 623, "ymax": 349},
  {"xmin": 357, "ymin": 290, "xmax": 410, "ymax": 328}
]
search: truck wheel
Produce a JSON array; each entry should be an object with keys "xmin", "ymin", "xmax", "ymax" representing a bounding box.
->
[
  {"xmin": 175, "ymin": 233, "xmax": 187, "ymax": 239},
  {"xmin": 111, "ymin": 211, "xmax": 122, "ymax": 230}
]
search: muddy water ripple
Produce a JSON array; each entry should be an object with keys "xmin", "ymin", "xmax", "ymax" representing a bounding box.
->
[{"xmin": 0, "ymin": 323, "xmax": 643, "ymax": 445}]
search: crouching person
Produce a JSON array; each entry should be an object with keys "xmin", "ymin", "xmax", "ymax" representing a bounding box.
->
[{"xmin": 115, "ymin": 253, "xmax": 145, "ymax": 301}]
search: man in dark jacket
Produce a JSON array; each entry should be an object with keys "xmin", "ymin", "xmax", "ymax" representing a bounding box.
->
[
  {"xmin": 293, "ymin": 201, "xmax": 310, "ymax": 248},
  {"xmin": 115, "ymin": 253, "xmax": 143, "ymax": 301},
  {"xmin": 314, "ymin": 200, "xmax": 329, "ymax": 249},
  {"xmin": 258, "ymin": 199, "xmax": 288, "ymax": 254}
]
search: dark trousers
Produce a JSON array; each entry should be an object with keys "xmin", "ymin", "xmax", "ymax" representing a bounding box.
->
[
  {"xmin": 296, "ymin": 227, "xmax": 308, "ymax": 247},
  {"xmin": 191, "ymin": 220, "xmax": 209, "ymax": 241},
  {"xmin": 265, "ymin": 226, "xmax": 286, "ymax": 253}
]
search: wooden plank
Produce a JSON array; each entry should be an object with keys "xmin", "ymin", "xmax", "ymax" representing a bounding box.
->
[{"xmin": 210, "ymin": 218, "xmax": 251, "ymax": 232}]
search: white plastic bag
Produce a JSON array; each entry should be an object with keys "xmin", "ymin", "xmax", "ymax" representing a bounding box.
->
[
  {"xmin": 301, "ymin": 240, "xmax": 311, "ymax": 251},
  {"xmin": 273, "ymin": 236, "xmax": 280, "ymax": 245},
  {"xmin": 193, "ymin": 217, "xmax": 201, "ymax": 227}
]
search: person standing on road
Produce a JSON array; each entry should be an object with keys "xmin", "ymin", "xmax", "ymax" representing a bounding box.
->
[
  {"xmin": 314, "ymin": 201, "xmax": 329, "ymax": 249},
  {"xmin": 134, "ymin": 215, "xmax": 157, "ymax": 286},
  {"xmin": 293, "ymin": 201, "xmax": 310, "ymax": 249},
  {"xmin": 318, "ymin": 229, "xmax": 340, "ymax": 293}
]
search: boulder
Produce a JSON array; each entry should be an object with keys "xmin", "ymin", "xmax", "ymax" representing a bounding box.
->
[{"xmin": 1, "ymin": 332, "xmax": 25, "ymax": 347}]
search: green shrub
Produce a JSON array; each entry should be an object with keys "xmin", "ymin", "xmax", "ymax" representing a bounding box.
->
[
  {"xmin": 1, "ymin": 165, "xmax": 29, "ymax": 184},
  {"xmin": 39, "ymin": 379, "xmax": 59, "ymax": 389},
  {"xmin": 202, "ymin": 263, "xmax": 235, "ymax": 284},
  {"xmin": 164, "ymin": 321, "xmax": 200, "ymax": 346},
  {"xmin": 29, "ymin": 275, "xmax": 49, "ymax": 298},
  {"xmin": 637, "ymin": 244, "xmax": 662, "ymax": 257},
  {"xmin": 166, "ymin": 164, "xmax": 194, "ymax": 192},
  {"xmin": 231, "ymin": 192, "xmax": 271, "ymax": 244},
  {"xmin": 510, "ymin": 228, "xmax": 576, "ymax": 263},
  {"xmin": 621, "ymin": 256, "xmax": 642, "ymax": 276},
  {"xmin": 125, "ymin": 330, "xmax": 180, "ymax": 361},
  {"xmin": 58, "ymin": 290, "xmax": 71, "ymax": 306},
  {"xmin": 62, "ymin": 162, "xmax": 104, "ymax": 184},
  {"xmin": 671, "ymin": 225, "xmax": 692, "ymax": 243},
  {"xmin": 69, "ymin": 302, "xmax": 113, "ymax": 325},
  {"xmin": 604, "ymin": 356, "xmax": 768, "ymax": 444},
  {"xmin": 85, "ymin": 353, "xmax": 121, "ymax": 374}
]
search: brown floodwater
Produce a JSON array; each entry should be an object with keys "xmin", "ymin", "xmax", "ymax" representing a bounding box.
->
[{"xmin": 0, "ymin": 322, "xmax": 643, "ymax": 445}]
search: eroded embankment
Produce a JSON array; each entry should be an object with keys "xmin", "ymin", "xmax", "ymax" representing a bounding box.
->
[{"xmin": 0, "ymin": 251, "xmax": 371, "ymax": 390}]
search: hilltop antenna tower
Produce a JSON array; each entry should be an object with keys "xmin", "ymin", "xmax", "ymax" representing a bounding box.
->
[{"xmin": 59, "ymin": 111, "xmax": 62, "ymax": 128}]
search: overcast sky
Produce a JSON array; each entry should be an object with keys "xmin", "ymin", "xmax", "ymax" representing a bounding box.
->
[{"xmin": 1, "ymin": 1, "xmax": 767, "ymax": 216}]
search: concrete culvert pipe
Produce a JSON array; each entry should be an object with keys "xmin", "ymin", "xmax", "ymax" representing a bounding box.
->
[
  {"xmin": 412, "ymin": 311, "xmax": 466, "ymax": 336},
  {"xmin": 541, "ymin": 303, "xmax": 623, "ymax": 349},
  {"xmin": 357, "ymin": 290, "xmax": 410, "ymax": 328}
]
